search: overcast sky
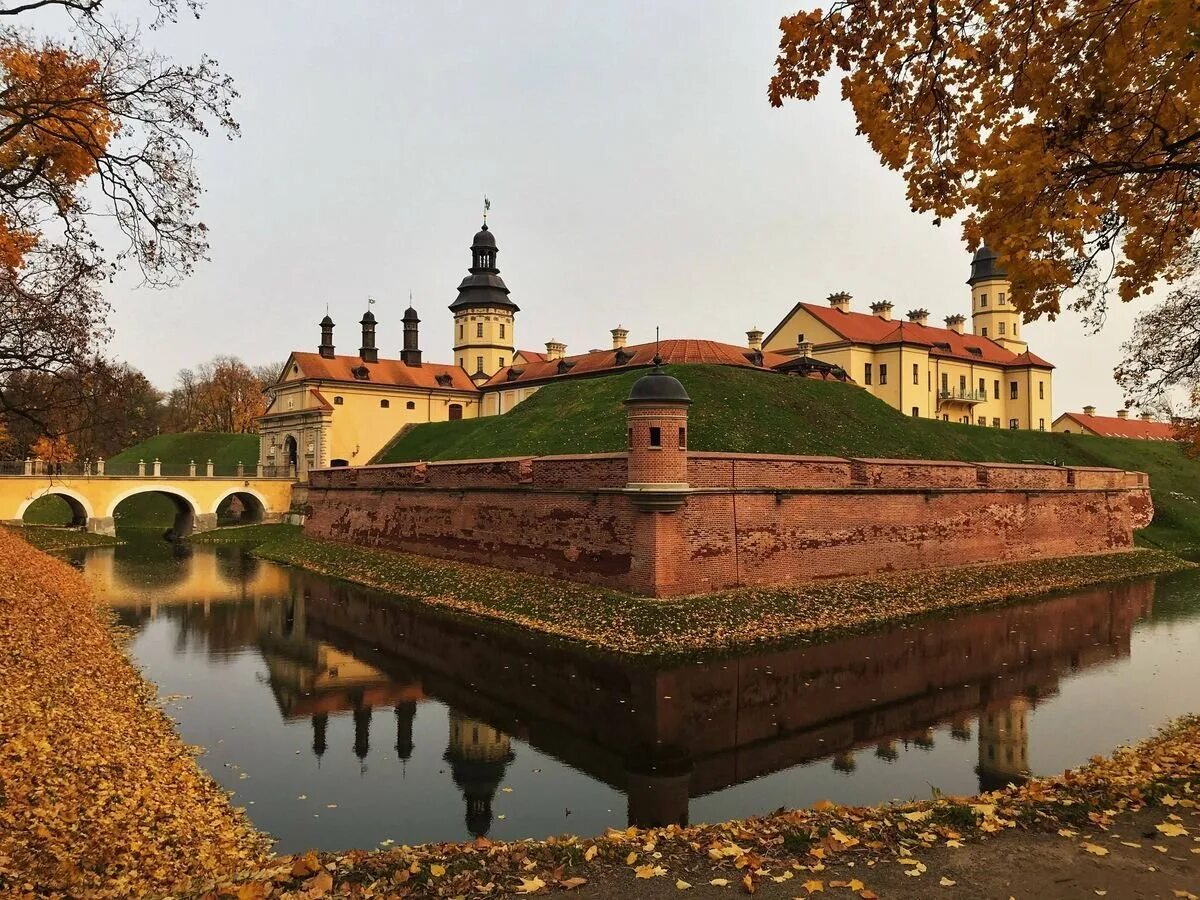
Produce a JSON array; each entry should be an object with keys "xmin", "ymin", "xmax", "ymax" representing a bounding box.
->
[{"xmin": 88, "ymin": 0, "xmax": 1152, "ymax": 416}]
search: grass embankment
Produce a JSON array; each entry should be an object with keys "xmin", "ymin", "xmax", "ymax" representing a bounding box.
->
[
  {"xmin": 14, "ymin": 525, "xmax": 119, "ymax": 551},
  {"xmin": 209, "ymin": 714, "xmax": 1200, "ymax": 898},
  {"xmin": 376, "ymin": 365, "xmax": 1200, "ymax": 551},
  {"xmin": 213, "ymin": 525, "xmax": 1190, "ymax": 658},
  {"xmin": 107, "ymin": 432, "xmax": 259, "ymax": 470},
  {"xmin": 0, "ymin": 527, "xmax": 267, "ymax": 896}
]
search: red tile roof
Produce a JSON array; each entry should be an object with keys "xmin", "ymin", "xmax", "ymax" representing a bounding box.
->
[
  {"xmin": 1055, "ymin": 412, "xmax": 1179, "ymax": 440},
  {"xmin": 289, "ymin": 352, "xmax": 478, "ymax": 392},
  {"xmin": 780, "ymin": 302, "xmax": 1054, "ymax": 369},
  {"xmin": 514, "ymin": 349, "xmax": 547, "ymax": 362},
  {"xmin": 483, "ymin": 339, "xmax": 790, "ymax": 388}
]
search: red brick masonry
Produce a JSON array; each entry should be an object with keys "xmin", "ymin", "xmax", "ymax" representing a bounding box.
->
[{"xmin": 303, "ymin": 453, "xmax": 1154, "ymax": 598}]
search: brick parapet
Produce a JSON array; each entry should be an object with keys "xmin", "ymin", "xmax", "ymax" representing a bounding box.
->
[{"xmin": 305, "ymin": 451, "xmax": 1153, "ymax": 596}]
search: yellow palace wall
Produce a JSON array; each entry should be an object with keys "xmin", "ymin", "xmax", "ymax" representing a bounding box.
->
[
  {"xmin": 764, "ymin": 306, "xmax": 1052, "ymax": 429},
  {"xmin": 260, "ymin": 377, "xmax": 480, "ymax": 470}
]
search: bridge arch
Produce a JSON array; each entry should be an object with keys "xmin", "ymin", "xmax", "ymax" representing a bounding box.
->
[
  {"xmin": 106, "ymin": 486, "xmax": 203, "ymax": 538},
  {"xmin": 212, "ymin": 487, "xmax": 269, "ymax": 525},
  {"xmin": 17, "ymin": 489, "xmax": 94, "ymax": 527}
]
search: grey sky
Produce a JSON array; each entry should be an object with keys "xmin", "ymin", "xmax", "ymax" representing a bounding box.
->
[{"xmin": 96, "ymin": 0, "xmax": 1146, "ymax": 416}]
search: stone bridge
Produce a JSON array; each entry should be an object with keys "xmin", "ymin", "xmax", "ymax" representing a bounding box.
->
[{"xmin": 0, "ymin": 471, "xmax": 295, "ymax": 536}]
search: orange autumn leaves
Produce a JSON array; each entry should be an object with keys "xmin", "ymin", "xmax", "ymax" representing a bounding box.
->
[
  {"xmin": 0, "ymin": 42, "xmax": 118, "ymax": 273},
  {"xmin": 770, "ymin": 0, "xmax": 1200, "ymax": 322}
]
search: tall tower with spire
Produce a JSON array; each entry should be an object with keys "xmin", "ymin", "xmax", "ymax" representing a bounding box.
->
[
  {"xmin": 968, "ymin": 244, "xmax": 1026, "ymax": 353},
  {"xmin": 449, "ymin": 217, "xmax": 519, "ymax": 383}
]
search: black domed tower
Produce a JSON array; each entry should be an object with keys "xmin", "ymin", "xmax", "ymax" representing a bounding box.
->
[{"xmin": 449, "ymin": 222, "xmax": 519, "ymax": 382}]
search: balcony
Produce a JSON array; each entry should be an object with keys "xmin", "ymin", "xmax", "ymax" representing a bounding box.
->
[{"xmin": 938, "ymin": 388, "xmax": 989, "ymax": 405}]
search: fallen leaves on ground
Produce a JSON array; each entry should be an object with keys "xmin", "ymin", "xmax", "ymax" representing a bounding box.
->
[{"xmin": 0, "ymin": 527, "xmax": 269, "ymax": 896}]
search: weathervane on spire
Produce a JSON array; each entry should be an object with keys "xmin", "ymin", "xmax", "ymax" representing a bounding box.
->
[
  {"xmin": 483, "ymin": 195, "xmax": 491, "ymax": 225},
  {"xmin": 654, "ymin": 326, "xmax": 662, "ymax": 367}
]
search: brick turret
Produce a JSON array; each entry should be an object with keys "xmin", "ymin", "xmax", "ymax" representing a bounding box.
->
[{"xmin": 624, "ymin": 358, "xmax": 691, "ymax": 511}]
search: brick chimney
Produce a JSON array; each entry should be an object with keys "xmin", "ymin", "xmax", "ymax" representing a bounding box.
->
[
  {"xmin": 1116, "ymin": 409, "xmax": 1129, "ymax": 419},
  {"xmin": 746, "ymin": 328, "xmax": 763, "ymax": 351},
  {"xmin": 1083, "ymin": 405, "xmax": 1096, "ymax": 416},
  {"xmin": 545, "ymin": 339, "xmax": 567, "ymax": 361},
  {"xmin": 318, "ymin": 315, "xmax": 335, "ymax": 359},
  {"xmin": 611, "ymin": 326, "xmax": 629, "ymax": 350},
  {"xmin": 401, "ymin": 305, "xmax": 422, "ymax": 366},
  {"xmin": 906, "ymin": 309, "xmax": 929, "ymax": 326},
  {"xmin": 797, "ymin": 339, "xmax": 814, "ymax": 357},
  {"xmin": 828, "ymin": 291, "xmax": 851, "ymax": 313},
  {"xmin": 944, "ymin": 314, "xmax": 966, "ymax": 334},
  {"xmin": 359, "ymin": 310, "xmax": 378, "ymax": 363},
  {"xmin": 870, "ymin": 301, "xmax": 894, "ymax": 321}
]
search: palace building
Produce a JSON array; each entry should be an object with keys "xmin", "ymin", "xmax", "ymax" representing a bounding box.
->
[
  {"xmin": 1052, "ymin": 407, "xmax": 1178, "ymax": 440},
  {"xmin": 259, "ymin": 221, "xmax": 1055, "ymax": 477},
  {"xmin": 761, "ymin": 246, "xmax": 1054, "ymax": 429}
]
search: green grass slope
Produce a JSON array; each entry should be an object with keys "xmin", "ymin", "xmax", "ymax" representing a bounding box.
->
[
  {"xmin": 108, "ymin": 432, "xmax": 259, "ymax": 470},
  {"xmin": 375, "ymin": 365, "xmax": 1200, "ymax": 551}
]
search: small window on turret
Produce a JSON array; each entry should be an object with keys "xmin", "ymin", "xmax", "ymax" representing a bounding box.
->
[
  {"xmin": 999, "ymin": 293, "xmax": 1006, "ymax": 304},
  {"xmin": 981, "ymin": 327, "xmax": 988, "ymax": 337},
  {"xmin": 980, "ymin": 294, "xmax": 988, "ymax": 307},
  {"xmin": 998, "ymin": 321, "xmax": 1007, "ymax": 335},
  {"xmin": 649, "ymin": 426, "xmax": 662, "ymax": 448},
  {"xmin": 476, "ymin": 322, "xmax": 484, "ymax": 338},
  {"xmin": 500, "ymin": 323, "xmax": 506, "ymax": 339},
  {"xmin": 678, "ymin": 427, "xmax": 686, "ymax": 448}
]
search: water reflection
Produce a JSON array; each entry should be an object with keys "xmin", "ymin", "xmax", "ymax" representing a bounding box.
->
[{"xmin": 76, "ymin": 541, "xmax": 1200, "ymax": 852}]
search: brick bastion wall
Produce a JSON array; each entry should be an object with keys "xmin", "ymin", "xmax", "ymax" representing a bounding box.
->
[{"xmin": 302, "ymin": 451, "xmax": 1153, "ymax": 598}]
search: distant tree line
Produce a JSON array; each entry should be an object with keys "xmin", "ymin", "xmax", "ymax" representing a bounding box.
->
[{"xmin": 0, "ymin": 355, "xmax": 282, "ymax": 462}]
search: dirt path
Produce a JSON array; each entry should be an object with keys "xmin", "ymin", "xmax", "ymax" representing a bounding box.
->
[{"xmin": 569, "ymin": 807, "xmax": 1199, "ymax": 899}]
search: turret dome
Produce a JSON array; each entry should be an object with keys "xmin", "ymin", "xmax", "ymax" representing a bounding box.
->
[
  {"xmin": 472, "ymin": 224, "xmax": 497, "ymax": 249},
  {"xmin": 626, "ymin": 360, "xmax": 692, "ymax": 404},
  {"xmin": 968, "ymin": 243, "xmax": 1008, "ymax": 285}
]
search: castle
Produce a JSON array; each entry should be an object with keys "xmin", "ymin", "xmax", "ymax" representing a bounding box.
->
[{"xmin": 258, "ymin": 220, "xmax": 1054, "ymax": 477}]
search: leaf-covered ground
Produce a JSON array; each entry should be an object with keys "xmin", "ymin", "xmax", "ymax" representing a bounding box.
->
[
  {"xmin": 0, "ymin": 526, "xmax": 269, "ymax": 896},
  {"xmin": 200, "ymin": 715, "xmax": 1200, "ymax": 898},
  {"xmin": 217, "ymin": 525, "xmax": 1192, "ymax": 659}
]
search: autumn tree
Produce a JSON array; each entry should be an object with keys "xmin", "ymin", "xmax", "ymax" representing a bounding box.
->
[
  {"xmin": 769, "ymin": 2, "xmax": 1200, "ymax": 328},
  {"xmin": 0, "ymin": 360, "xmax": 164, "ymax": 459},
  {"xmin": 30, "ymin": 433, "xmax": 75, "ymax": 464},
  {"xmin": 0, "ymin": 0, "xmax": 236, "ymax": 422},
  {"xmin": 164, "ymin": 356, "xmax": 273, "ymax": 434}
]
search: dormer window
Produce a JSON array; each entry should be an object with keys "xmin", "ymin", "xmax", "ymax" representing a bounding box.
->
[
  {"xmin": 435, "ymin": 373, "xmax": 453, "ymax": 387},
  {"xmin": 506, "ymin": 367, "xmax": 524, "ymax": 381},
  {"xmin": 352, "ymin": 365, "xmax": 370, "ymax": 380},
  {"xmin": 614, "ymin": 348, "xmax": 632, "ymax": 366},
  {"xmin": 557, "ymin": 359, "xmax": 576, "ymax": 375}
]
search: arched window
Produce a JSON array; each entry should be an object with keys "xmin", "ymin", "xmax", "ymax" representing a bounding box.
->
[
  {"xmin": 406, "ymin": 400, "xmax": 415, "ymax": 410},
  {"xmin": 380, "ymin": 399, "xmax": 390, "ymax": 408},
  {"xmin": 334, "ymin": 396, "xmax": 344, "ymax": 405}
]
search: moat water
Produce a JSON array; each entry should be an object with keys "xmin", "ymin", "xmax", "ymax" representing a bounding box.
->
[{"xmin": 66, "ymin": 539, "xmax": 1200, "ymax": 854}]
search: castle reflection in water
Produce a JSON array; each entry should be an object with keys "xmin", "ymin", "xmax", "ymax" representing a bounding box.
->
[{"xmin": 79, "ymin": 542, "xmax": 1155, "ymax": 837}]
